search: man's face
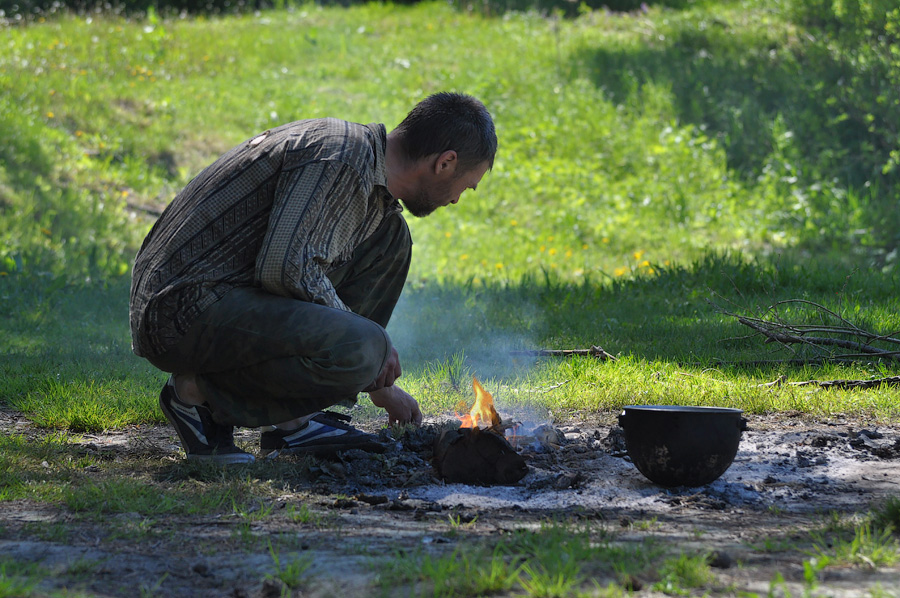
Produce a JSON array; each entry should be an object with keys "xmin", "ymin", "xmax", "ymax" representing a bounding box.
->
[{"xmin": 401, "ymin": 161, "xmax": 490, "ymax": 218}]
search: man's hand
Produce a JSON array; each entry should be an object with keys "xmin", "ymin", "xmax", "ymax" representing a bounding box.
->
[
  {"xmin": 369, "ymin": 385, "xmax": 423, "ymax": 426},
  {"xmin": 363, "ymin": 346, "xmax": 402, "ymax": 393}
]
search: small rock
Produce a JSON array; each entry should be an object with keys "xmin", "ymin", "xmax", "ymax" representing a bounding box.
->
[
  {"xmin": 387, "ymin": 500, "xmax": 415, "ymax": 511},
  {"xmin": 355, "ymin": 493, "xmax": 389, "ymax": 506},
  {"xmin": 192, "ymin": 562, "xmax": 211, "ymax": 577},
  {"xmin": 260, "ymin": 578, "xmax": 286, "ymax": 598},
  {"xmin": 707, "ymin": 550, "xmax": 735, "ymax": 569},
  {"xmin": 620, "ymin": 574, "xmax": 643, "ymax": 591},
  {"xmin": 332, "ymin": 498, "xmax": 358, "ymax": 509}
]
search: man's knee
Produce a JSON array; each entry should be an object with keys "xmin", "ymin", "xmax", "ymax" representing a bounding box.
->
[{"xmin": 324, "ymin": 317, "xmax": 391, "ymax": 388}]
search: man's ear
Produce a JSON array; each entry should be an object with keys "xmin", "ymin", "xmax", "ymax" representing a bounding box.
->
[{"xmin": 433, "ymin": 150, "xmax": 458, "ymax": 175}]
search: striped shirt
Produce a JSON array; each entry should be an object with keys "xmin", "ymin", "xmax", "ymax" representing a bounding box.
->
[{"xmin": 129, "ymin": 118, "xmax": 400, "ymax": 358}]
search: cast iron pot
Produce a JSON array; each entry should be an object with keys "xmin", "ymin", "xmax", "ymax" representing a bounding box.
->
[{"xmin": 618, "ymin": 405, "xmax": 748, "ymax": 487}]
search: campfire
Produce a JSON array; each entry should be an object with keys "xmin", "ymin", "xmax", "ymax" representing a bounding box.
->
[{"xmin": 433, "ymin": 377, "xmax": 528, "ymax": 485}]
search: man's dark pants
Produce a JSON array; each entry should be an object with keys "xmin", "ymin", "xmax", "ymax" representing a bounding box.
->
[{"xmin": 146, "ymin": 212, "xmax": 412, "ymax": 427}]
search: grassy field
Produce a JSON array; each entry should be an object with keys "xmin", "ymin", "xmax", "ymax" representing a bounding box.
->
[
  {"xmin": 2, "ymin": 2, "xmax": 900, "ymax": 596},
  {"xmin": 2, "ymin": 0, "xmax": 899, "ymax": 428}
]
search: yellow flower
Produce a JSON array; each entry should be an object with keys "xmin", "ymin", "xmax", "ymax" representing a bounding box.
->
[
  {"xmin": 582, "ymin": 244, "xmax": 589, "ymax": 250},
  {"xmin": 565, "ymin": 250, "xmax": 573, "ymax": 258},
  {"xmin": 46, "ymin": 112, "xmax": 54, "ymax": 118},
  {"xmin": 444, "ymin": 231, "xmax": 452, "ymax": 238},
  {"xmin": 633, "ymin": 250, "xmax": 645, "ymax": 261},
  {"xmin": 640, "ymin": 260, "xmax": 650, "ymax": 268},
  {"xmin": 460, "ymin": 254, "xmax": 469, "ymax": 261},
  {"xmin": 547, "ymin": 236, "xmax": 555, "ymax": 242},
  {"xmin": 602, "ymin": 237, "xmax": 609, "ymax": 244},
  {"xmin": 614, "ymin": 266, "xmax": 628, "ymax": 277},
  {"xmin": 540, "ymin": 245, "xmax": 546, "ymax": 253},
  {"xmin": 495, "ymin": 263, "xmax": 503, "ymax": 269},
  {"xmin": 549, "ymin": 248, "xmax": 557, "ymax": 256},
  {"xmin": 510, "ymin": 219, "xmax": 518, "ymax": 226}
]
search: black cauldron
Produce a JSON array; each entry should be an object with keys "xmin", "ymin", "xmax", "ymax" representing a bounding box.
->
[{"xmin": 618, "ymin": 405, "xmax": 748, "ymax": 487}]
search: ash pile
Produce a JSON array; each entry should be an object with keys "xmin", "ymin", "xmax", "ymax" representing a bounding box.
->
[{"xmin": 299, "ymin": 414, "xmax": 900, "ymax": 518}]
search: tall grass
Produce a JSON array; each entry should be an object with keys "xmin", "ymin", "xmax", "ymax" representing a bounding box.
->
[
  {"xmin": 2, "ymin": 1, "xmax": 897, "ymax": 284},
  {"xmin": 2, "ymin": 1, "xmax": 899, "ymax": 428}
]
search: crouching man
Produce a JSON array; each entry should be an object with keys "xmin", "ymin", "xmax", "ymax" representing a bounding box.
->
[{"xmin": 129, "ymin": 92, "xmax": 497, "ymax": 463}]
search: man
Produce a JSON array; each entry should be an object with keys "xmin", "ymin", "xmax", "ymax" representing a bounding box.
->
[{"xmin": 130, "ymin": 92, "xmax": 497, "ymax": 463}]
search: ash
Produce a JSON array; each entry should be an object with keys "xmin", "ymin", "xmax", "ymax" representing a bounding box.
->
[{"xmin": 389, "ymin": 415, "xmax": 900, "ymax": 516}]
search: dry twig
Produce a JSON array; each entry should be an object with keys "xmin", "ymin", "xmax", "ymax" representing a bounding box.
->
[
  {"xmin": 718, "ymin": 299, "xmax": 900, "ymax": 363},
  {"xmin": 509, "ymin": 345, "xmax": 617, "ymax": 361},
  {"xmin": 757, "ymin": 375, "xmax": 900, "ymax": 390}
]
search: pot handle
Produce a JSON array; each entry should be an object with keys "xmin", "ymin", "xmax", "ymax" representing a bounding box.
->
[{"xmin": 739, "ymin": 417, "xmax": 749, "ymax": 432}]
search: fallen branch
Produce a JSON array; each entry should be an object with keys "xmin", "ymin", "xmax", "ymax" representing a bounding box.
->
[
  {"xmin": 716, "ymin": 299, "xmax": 900, "ymax": 364},
  {"xmin": 757, "ymin": 375, "xmax": 900, "ymax": 390},
  {"xmin": 737, "ymin": 316, "xmax": 900, "ymax": 362},
  {"xmin": 509, "ymin": 345, "xmax": 617, "ymax": 361}
]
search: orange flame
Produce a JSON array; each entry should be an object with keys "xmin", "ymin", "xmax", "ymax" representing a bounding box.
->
[{"xmin": 457, "ymin": 377, "xmax": 501, "ymax": 429}]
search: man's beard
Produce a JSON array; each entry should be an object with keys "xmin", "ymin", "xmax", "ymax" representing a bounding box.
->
[{"xmin": 400, "ymin": 191, "xmax": 443, "ymax": 218}]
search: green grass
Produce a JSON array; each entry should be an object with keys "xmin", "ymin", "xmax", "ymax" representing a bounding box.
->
[
  {"xmin": 2, "ymin": 1, "xmax": 899, "ymax": 430},
  {"xmin": 2, "ymin": 1, "xmax": 899, "ymax": 281},
  {"xmin": 377, "ymin": 514, "xmax": 900, "ymax": 597},
  {"xmin": 2, "ymin": 253, "xmax": 900, "ymax": 431},
  {"xmin": 0, "ymin": 0, "xmax": 898, "ymax": 451}
]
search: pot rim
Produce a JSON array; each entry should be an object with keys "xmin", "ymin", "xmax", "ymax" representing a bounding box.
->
[{"xmin": 621, "ymin": 404, "xmax": 744, "ymax": 415}]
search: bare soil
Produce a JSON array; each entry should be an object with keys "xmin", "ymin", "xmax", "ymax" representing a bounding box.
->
[{"xmin": 2, "ymin": 408, "xmax": 900, "ymax": 597}]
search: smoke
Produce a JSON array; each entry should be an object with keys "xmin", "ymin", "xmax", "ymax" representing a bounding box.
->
[{"xmin": 386, "ymin": 283, "xmax": 543, "ymax": 382}]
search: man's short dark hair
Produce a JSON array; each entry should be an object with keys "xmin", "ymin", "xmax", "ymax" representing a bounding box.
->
[{"xmin": 393, "ymin": 92, "xmax": 497, "ymax": 171}]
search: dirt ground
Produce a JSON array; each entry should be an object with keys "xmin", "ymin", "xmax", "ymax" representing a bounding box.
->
[{"xmin": 2, "ymin": 408, "xmax": 900, "ymax": 597}]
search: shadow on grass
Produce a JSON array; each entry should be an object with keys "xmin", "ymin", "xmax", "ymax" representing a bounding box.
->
[
  {"xmin": 392, "ymin": 251, "xmax": 897, "ymax": 372},
  {"xmin": 574, "ymin": 21, "xmax": 900, "ymax": 259},
  {"xmin": 1, "ymin": 252, "xmax": 897, "ymax": 427}
]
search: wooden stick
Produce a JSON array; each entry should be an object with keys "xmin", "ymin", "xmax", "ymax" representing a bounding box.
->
[
  {"xmin": 509, "ymin": 345, "xmax": 617, "ymax": 361},
  {"xmin": 757, "ymin": 375, "xmax": 900, "ymax": 390},
  {"xmin": 737, "ymin": 317, "xmax": 900, "ymax": 362}
]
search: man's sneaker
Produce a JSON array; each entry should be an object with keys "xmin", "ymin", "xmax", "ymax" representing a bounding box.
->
[
  {"xmin": 260, "ymin": 411, "xmax": 386, "ymax": 456},
  {"xmin": 158, "ymin": 381, "xmax": 255, "ymax": 464}
]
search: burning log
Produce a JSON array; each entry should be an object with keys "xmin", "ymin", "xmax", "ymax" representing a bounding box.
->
[
  {"xmin": 432, "ymin": 377, "xmax": 528, "ymax": 485},
  {"xmin": 433, "ymin": 427, "xmax": 528, "ymax": 485}
]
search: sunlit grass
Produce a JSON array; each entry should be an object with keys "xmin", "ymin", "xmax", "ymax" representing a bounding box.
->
[
  {"xmin": 5, "ymin": 1, "xmax": 895, "ymax": 282},
  {"xmin": 1, "ymin": 2, "xmax": 898, "ymax": 431},
  {"xmin": 3, "ymin": 253, "xmax": 900, "ymax": 430}
]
